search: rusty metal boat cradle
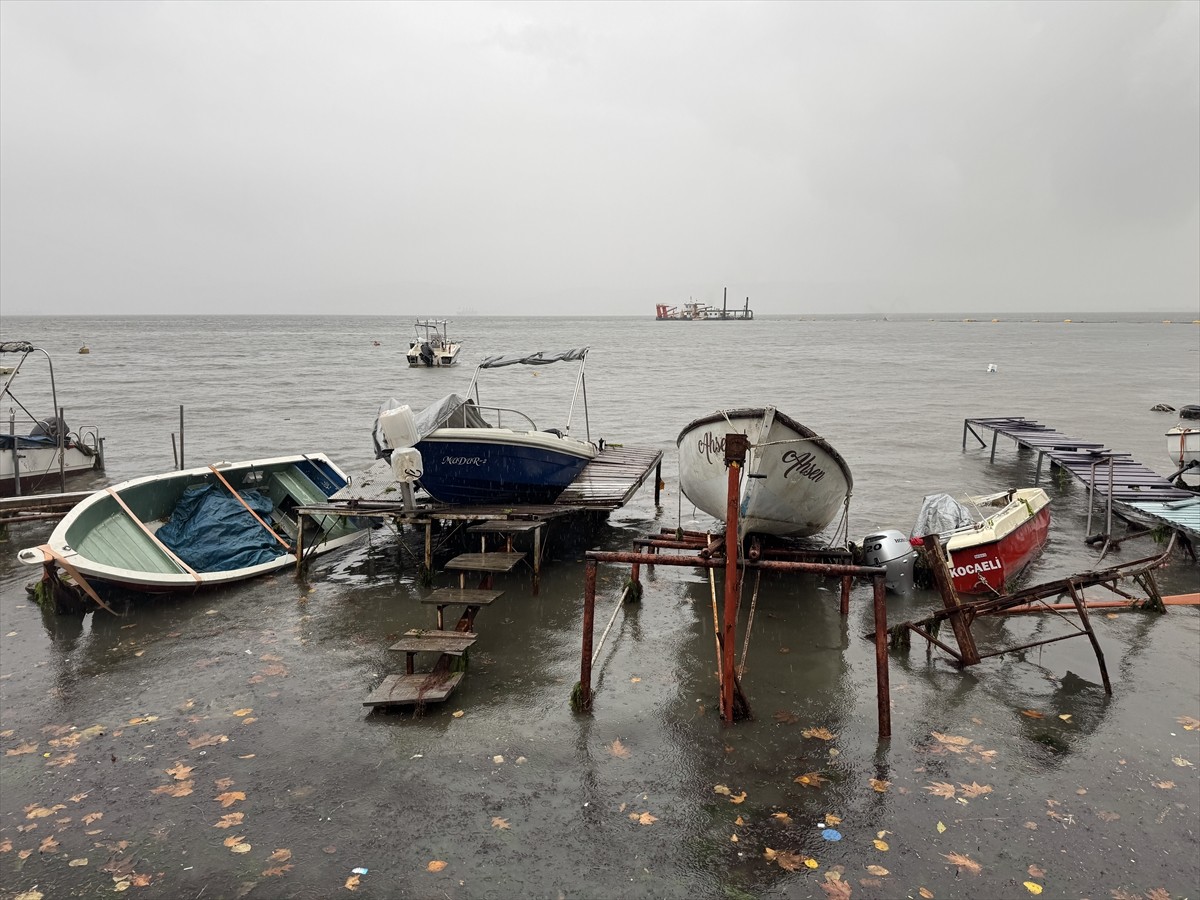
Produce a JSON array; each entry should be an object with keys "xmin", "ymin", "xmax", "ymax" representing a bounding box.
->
[{"xmin": 576, "ymin": 427, "xmax": 1194, "ymax": 740}]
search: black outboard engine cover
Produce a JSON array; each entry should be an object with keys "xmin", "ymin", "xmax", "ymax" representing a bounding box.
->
[
  {"xmin": 419, "ymin": 342, "xmax": 435, "ymax": 365},
  {"xmin": 862, "ymin": 529, "xmax": 917, "ymax": 594}
]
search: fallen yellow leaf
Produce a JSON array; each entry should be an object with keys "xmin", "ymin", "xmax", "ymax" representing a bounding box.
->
[
  {"xmin": 451, "ymin": 710, "xmax": 464, "ymax": 718},
  {"xmin": 426, "ymin": 860, "xmax": 447, "ymax": 872},
  {"xmin": 729, "ymin": 791, "xmax": 746, "ymax": 804},
  {"xmin": 230, "ymin": 842, "xmax": 251, "ymax": 854},
  {"xmin": 345, "ymin": 874, "xmax": 360, "ymax": 890},
  {"xmin": 233, "ymin": 708, "xmax": 252, "ymax": 717},
  {"xmin": 216, "ymin": 791, "xmax": 246, "ymax": 808},
  {"xmin": 713, "ymin": 784, "xmax": 731, "ymax": 796},
  {"xmin": 1023, "ymin": 882, "xmax": 1043, "ymax": 895},
  {"xmin": 802, "ymin": 726, "xmax": 837, "ymax": 741},
  {"xmin": 866, "ymin": 865, "xmax": 889, "ymax": 876},
  {"xmin": 873, "ymin": 839, "xmax": 889, "ymax": 851},
  {"xmin": 869, "ymin": 778, "xmax": 890, "ymax": 793},
  {"xmin": 491, "ymin": 817, "xmax": 510, "ymax": 830},
  {"xmin": 213, "ymin": 812, "xmax": 244, "ymax": 829},
  {"xmin": 608, "ymin": 739, "xmax": 631, "ymax": 759},
  {"xmin": 268, "ymin": 849, "xmax": 292, "ymax": 863}
]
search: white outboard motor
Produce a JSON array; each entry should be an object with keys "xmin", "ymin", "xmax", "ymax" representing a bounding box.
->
[{"xmin": 861, "ymin": 529, "xmax": 917, "ymax": 594}]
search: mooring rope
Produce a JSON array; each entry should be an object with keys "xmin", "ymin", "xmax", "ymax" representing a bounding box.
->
[
  {"xmin": 590, "ymin": 581, "xmax": 633, "ymax": 668},
  {"xmin": 737, "ymin": 569, "xmax": 761, "ymax": 677}
]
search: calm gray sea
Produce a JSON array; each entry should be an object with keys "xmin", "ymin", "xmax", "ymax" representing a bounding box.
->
[{"xmin": 1, "ymin": 313, "xmax": 1198, "ymax": 899}]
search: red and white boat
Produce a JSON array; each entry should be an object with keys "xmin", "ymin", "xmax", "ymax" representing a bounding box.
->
[{"xmin": 911, "ymin": 488, "xmax": 1051, "ymax": 595}]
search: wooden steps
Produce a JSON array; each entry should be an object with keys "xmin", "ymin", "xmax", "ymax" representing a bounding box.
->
[
  {"xmin": 363, "ymin": 672, "xmax": 464, "ymax": 707},
  {"xmin": 422, "ymin": 588, "xmax": 502, "ymax": 631}
]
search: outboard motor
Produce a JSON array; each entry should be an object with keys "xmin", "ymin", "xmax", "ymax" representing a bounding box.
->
[
  {"xmin": 861, "ymin": 529, "xmax": 917, "ymax": 594},
  {"xmin": 419, "ymin": 342, "xmax": 435, "ymax": 366}
]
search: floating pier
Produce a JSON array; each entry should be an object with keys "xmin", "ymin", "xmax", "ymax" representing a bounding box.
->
[{"xmin": 963, "ymin": 416, "xmax": 1199, "ymax": 549}]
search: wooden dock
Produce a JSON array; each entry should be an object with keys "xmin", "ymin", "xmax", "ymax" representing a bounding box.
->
[
  {"xmin": 297, "ymin": 444, "xmax": 663, "ymax": 583},
  {"xmin": 964, "ymin": 416, "xmax": 1200, "ymax": 542}
]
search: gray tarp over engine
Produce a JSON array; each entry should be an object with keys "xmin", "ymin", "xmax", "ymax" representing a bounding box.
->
[
  {"xmin": 372, "ymin": 394, "xmax": 492, "ymax": 458},
  {"xmin": 911, "ymin": 493, "xmax": 979, "ymax": 538}
]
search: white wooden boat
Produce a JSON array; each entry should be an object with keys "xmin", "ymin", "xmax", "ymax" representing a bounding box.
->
[
  {"xmin": 18, "ymin": 454, "xmax": 366, "ymax": 592},
  {"xmin": 676, "ymin": 407, "xmax": 852, "ymax": 537},
  {"xmin": 1, "ymin": 341, "xmax": 104, "ymax": 496},
  {"xmin": 406, "ymin": 320, "xmax": 462, "ymax": 368}
]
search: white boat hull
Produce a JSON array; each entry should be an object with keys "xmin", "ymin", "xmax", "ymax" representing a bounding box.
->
[
  {"xmin": 677, "ymin": 408, "xmax": 853, "ymax": 537},
  {"xmin": 1166, "ymin": 425, "xmax": 1200, "ymax": 467}
]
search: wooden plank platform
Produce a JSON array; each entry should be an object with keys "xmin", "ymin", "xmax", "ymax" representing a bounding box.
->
[
  {"xmin": 964, "ymin": 416, "xmax": 1199, "ymax": 540},
  {"xmin": 422, "ymin": 587, "xmax": 504, "ymax": 629},
  {"xmin": 389, "ymin": 631, "xmax": 478, "ymax": 654},
  {"xmin": 444, "ymin": 553, "xmax": 525, "ymax": 574},
  {"xmin": 363, "ymin": 672, "xmax": 463, "ymax": 707},
  {"xmin": 555, "ymin": 445, "xmax": 663, "ymax": 508},
  {"xmin": 466, "ymin": 520, "xmax": 543, "ymax": 534},
  {"xmin": 421, "ymin": 588, "xmax": 504, "ymax": 606}
]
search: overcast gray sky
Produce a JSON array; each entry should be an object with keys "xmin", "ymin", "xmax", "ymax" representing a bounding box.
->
[{"xmin": 1, "ymin": 1, "xmax": 1197, "ymax": 317}]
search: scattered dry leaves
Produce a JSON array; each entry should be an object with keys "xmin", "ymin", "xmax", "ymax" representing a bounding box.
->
[
  {"xmin": 794, "ymin": 772, "xmax": 829, "ymax": 789},
  {"xmin": 6, "ymin": 741, "xmax": 39, "ymax": 756},
  {"xmin": 491, "ymin": 817, "xmax": 510, "ymax": 830},
  {"xmin": 1178, "ymin": 715, "xmax": 1200, "ymax": 731},
  {"xmin": 869, "ymin": 778, "xmax": 890, "ymax": 793},
  {"xmin": 925, "ymin": 782, "xmax": 956, "ymax": 799},
  {"xmin": 629, "ymin": 811, "xmax": 657, "ymax": 826},
  {"xmin": 216, "ymin": 791, "xmax": 246, "ymax": 808},
  {"xmin": 214, "ymin": 812, "xmax": 244, "ymax": 829},
  {"xmin": 165, "ymin": 763, "xmax": 194, "ymax": 781},
  {"xmin": 608, "ymin": 739, "xmax": 631, "ymax": 759}
]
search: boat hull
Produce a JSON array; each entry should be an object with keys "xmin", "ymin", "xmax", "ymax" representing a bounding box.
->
[
  {"xmin": 676, "ymin": 408, "xmax": 853, "ymax": 537},
  {"xmin": 416, "ymin": 429, "xmax": 595, "ymax": 505},
  {"xmin": 18, "ymin": 453, "xmax": 366, "ymax": 592},
  {"xmin": 0, "ymin": 440, "xmax": 101, "ymax": 496},
  {"xmin": 945, "ymin": 490, "xmax": 1051, "ymax": 594},
  {"xmin": 1166, "ymin": 425, "xmax": 1200, "ymax": 467}
]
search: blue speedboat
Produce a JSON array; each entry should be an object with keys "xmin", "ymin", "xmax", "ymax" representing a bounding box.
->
[{"xmin": 374, "ymin": 349, "xmax": 599, "ymax": 506}]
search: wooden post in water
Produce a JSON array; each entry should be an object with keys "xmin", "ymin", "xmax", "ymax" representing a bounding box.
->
[
  {"xmin": 579, "ymin": 559, "xmax": 598, "ymax": 711},
  {"xmin": 872, "ymin": 573, "xmax": 891, "ymax": 738},
  {"xmin": 919, "ymin": 533, "xmax": 981, "ymax": 665},
  {"xmin": 722, "ymin": 433, "xmax": 749, "ymax": 723}
]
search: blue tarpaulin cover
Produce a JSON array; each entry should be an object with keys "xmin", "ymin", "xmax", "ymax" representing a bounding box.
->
[{"xmin": 157, "ymin": 484, "xmax": 283, "ymax": 572}]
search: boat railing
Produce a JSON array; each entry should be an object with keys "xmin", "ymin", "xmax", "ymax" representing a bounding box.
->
[{"xmin": 464, "ymin": 404, "xmax": 540, "ymax": 432}]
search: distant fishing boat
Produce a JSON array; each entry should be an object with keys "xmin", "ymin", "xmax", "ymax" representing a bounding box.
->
[
  {"xmin": 19, "ymin": 454, "xmax": 367, "ymax": 592},
  {"xmin": 655, "ymin": 288, "xmax": 754, "ymax": 321},
  {"xmin": 406, "ymin": 319, "xmax": 462, "ymax": 368},
  {"xmin": 676, "ymin": 407, "xmax": 852, "ymax": 538}
]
